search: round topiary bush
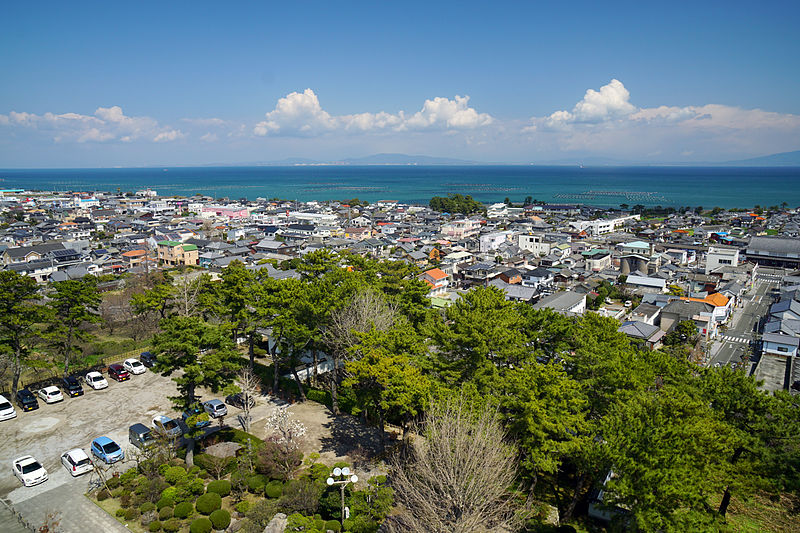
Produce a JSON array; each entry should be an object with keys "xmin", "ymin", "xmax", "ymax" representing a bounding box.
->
[
  {"xmin": 160, "ymin": 487, "xmax": 178, "ymax": 504},
  {"xmin": 174, "ymin": 501, "xmax": 194, "ymax": 519},
  {"xmin": 124, "ymin": 508, "xmax": 140, "ymax": 521},
  {"xmin": 189, "ymin": 517, "xmax": 213, "ymax": 533},
  {"xmin": 195, "ymin": 492, "xmax": 222, "ymax": 515},
  {"xmin": 96, "ymin": 489, "xmax": 110, "ymax": 501},
  {"xmin": 149, "ymin": 521, "xmax": 162, "ymax": 532},
  {"xmin": 120, "ymin": 491, "xmax": 133, "ymax": 508},
  {"xmin": 164, "ymin": 466, "xmax": 188, "ymax": 485},
  {"xmin": 158, "ymin": 506, "xmax": 173, "ymax": 520},
  {"xmin": 206, "ymin": 479, "xmax": 231, "ymax": 497},
  {"xmin": 162, "ymin": 518, "xmax": 181, "ymax": 533},
  {"xmin": 246, "ymin": 474, "xmax": 268, "ymax": 493},
  {"xmin": 209, "ymin": 509, "xmax": 231, "ymax": 530},
  {"xmin": 140, "ymin": 502, "xmax": 156, "ymax": 514},
  {"xmin": 187, "ymin": 477, "xmax": 206, "ymax": 495},
  {"xmin": 325, "ymin": 520, "xmax": 342, "ymax": 532},
  {"xmin": 264, "ymin": 480, "xmax": 283, "ymax": 499},
  {"xmin": 234, "ymin": 501, "xmax": 250, "ymax": 514},
  {"xmin": 157, "ymin": 496, "xmax": 174, "ymax": 510},
  {"xmin": 116, "ymin": 508, "xmax": 126, "ymax": 518}
]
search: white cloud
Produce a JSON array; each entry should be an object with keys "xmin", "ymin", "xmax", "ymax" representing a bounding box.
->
[
  {"xmin": 254, "ymin": 89, "xmax": 492, "ymax": 136},
  {"xmin": 153, "ymin": 129, "xmax": 184, "ymax": 142},
  {"xmin": 200, "ymin": 132, "xmax": 218, "ymax": 142},
  {"xmin": 524, "ymin": 79, "xmax": 800, "ymax": 160},
  {"xmin": 0, "ymin": 106, "xmax": 182, "ymax": 143}
]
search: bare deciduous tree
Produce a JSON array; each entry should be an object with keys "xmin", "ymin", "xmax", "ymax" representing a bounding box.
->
[
  {"xmin": 322, "ymin": 288, "xmax": 397, "ymax": 414},
  {"xmin": 235, "ymin": 366, "xmax": 261, "ymax": 432},
  {"xmin": 388, "ymin": 396, "xmax": 524, "ymax": 533}
]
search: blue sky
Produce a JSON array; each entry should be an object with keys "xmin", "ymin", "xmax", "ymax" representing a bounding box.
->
[{"xmin": 2, "ymin": 1, "xmax": 799, "ymax": 167}]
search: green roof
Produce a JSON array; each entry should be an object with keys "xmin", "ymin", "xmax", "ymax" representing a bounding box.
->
[
  {"xmin": 157, "ymin": 240, "xmax": 182, "ymax": 247},
  {"xmin": 181, "ymin": 244, "xmax": 198, "ymax": 251}
]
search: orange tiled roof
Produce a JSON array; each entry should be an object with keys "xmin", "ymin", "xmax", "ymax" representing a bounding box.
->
[
  {"xmin": 680, "ymin": 292, "xmax": 729, "ymax": 307},
  {"xmin": 423, "ymin": 268, "xmax": 448, "ymax": 281},
  {"xmin": 122, "ymin": 250, "xmax": 148, "ymax": 257}
]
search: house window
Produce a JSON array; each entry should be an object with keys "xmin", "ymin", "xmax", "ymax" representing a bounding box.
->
[
  {"xmin": 718, "ymin": 259, "xmax": 732, "ymax": 265},
  {"xmin": 777, "ymin": 346, "xmax": 788, "ymax": 352}
]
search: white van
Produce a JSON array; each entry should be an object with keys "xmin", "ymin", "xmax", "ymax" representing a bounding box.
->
[{"xmin": 0, "ymin": 394, "xmax": 17, "ymax": 421}]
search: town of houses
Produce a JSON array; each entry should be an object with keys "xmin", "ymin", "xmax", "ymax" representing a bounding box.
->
[{"xmin": 2, "ymin": 187, "xmax": 800, "ymax": 392}]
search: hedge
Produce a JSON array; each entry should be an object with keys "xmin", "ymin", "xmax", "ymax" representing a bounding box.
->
[
  {"xmin": 174, "ymin": 501, "xmax": 194, "ymax": 519},
  {"xmin": 326, "ymin": 520, "xmax": 342, "ymax": 532},
  {"xmin": 189, "ymin": 517, "xmax": 213, "ymax": 533},
  {"xmin": 195, "ymin": 492, "xmax": 222, "ymax": 515},
  {"xmin": 210, "ymin": 509, "xmax": 231, "ymax": 530},
  {"xmin": 206, "ymin": 479, "xmax": 231, "ymax": 497},
  {"xmin": 162, "ymin": 518, "xmax": 181, "ymax": 533},
  {"xmin": 158, "ymin": 506, "xmax": 173, "ymax": 520},
  {"xmin": 149, "ymin": 521, "xmax": 162, "ymax": 532}
]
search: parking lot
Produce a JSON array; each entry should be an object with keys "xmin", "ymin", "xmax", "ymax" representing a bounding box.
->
[{"xmin": 0, "ymin": 367, "xmax": 204, "ymax": 531}]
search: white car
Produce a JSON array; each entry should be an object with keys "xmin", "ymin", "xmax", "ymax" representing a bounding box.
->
[
  {"xmin": 123, "ymin": 358, "xmax": 146, "ymax": 375},
  {"xmin": 61, "ymin": 448, "xmax": 93, "ymax": 477},
  {"xmin": 0, "ymin": 394, "xmax": 17, "ymax": 421},
  {"xmin": 152, "ymin": 415, "xmax": 182, "ymax": 439},
  {"xmin": 85, "ymin": 371, "xmax": 108, "ymax": 390},
  {"xmin": 38, "ymin": 386, "xmax": 64, "ymax": 404},
  {"xmin": 12, "ymin": 456, "xmax": 48, "ymax": 487}
]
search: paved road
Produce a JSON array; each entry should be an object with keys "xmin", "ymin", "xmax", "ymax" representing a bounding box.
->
[{"xmin": 708, "ymin": 273, "xmax": 776, "ymax": 371}]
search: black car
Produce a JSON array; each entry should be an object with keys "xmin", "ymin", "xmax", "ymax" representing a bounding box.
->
[
  {"xmin": 140, "ymin": 351, "xmax": 157, "ymax": 368},
  {"xmin": 15, "ymin": 389, "xmax": 39, "ymax": 411},
  {"xmin": 61, "ymin": 376, "xmax": 84, "ymax": 397},
  {"xmin": 225, "ymin": 392, "xmax": 256, "ymax": 409}
]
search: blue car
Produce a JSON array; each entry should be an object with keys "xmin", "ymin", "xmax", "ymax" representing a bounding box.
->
[{"xmin": 91, "ymin": 436, "xmax": 124, "ymax": 464}]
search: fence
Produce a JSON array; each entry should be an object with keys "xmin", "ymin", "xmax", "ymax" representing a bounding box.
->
[{"xmin": 1, "ymin": 348, "xmax": 146, "ymax": 397}]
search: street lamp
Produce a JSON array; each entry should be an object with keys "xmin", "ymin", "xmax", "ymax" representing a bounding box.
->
[{"xmin": 326, "ymin": 467, "xmax": 358, "ymax": 528}]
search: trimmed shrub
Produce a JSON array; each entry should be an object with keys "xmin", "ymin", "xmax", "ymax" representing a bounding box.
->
[
  {"xmin": 158, "ymin": 464, "xmax": 171, "ymax": 477},
  {"xmin": 96, "ymin": 489, "xmax": 110, "ymax": 501},
  {"xmin": 124, "ymin": 508, "xmax": 140, "ymax": 521},
  {"xmin": 188, "ymin": 465, "xmax": 202, "ymax": 476},
  {"xmin": 156, "ymin": 496, "xmax": 173, "ymax": 510},
  {"xmin": 246, "ymin": 474, "xmax": 268, "ymax": 493},
  {"xmin": 119, "ymin": 468, "xmax": 138, "ymax": 487},
  {"xmin": 189, "ymin": 517, "xmax": 213, "ymax": 533},
  {"xmin": 116, "ymin": 508, "xmax": 126, "ymax": 517},
  {"xmin": 187, "ymin": 477, "xmax": 206, "ymax": 495},
  {"xmin": 120, "ymin": 491, "xmax": 133, "ymax": 508},
  {"xmin": 206, "ymin": 479, "xmax": 231, "ymax": 497},
  {"xmin": 265, "ymin": 480, "xmax": 283, "ymax": 499},
  {"xmin": 174, "ymin": 501, "xmax": 194, "ymax": 519},
  {"xmin": 195, "ymin": 492, "xmax": 222, "ymax": 515},
  {"xmin": 149, "ymin": 521, "xmax": 162, "ymax": 532},
  {"xmin": 235, "ymin": 501, "xmax": 250, "ymax": 514},
  {"xmin": 158, "ymin": 506, "xmax": 173, "ymax": 520},
  {"xmin": 209, "ymin": 509, "xmax": 231, "ymax": 530},
  {"xmin": 306, "ymin": 389, "xmax": 330, "ymax": 406},
  {"xmin": 325, "ymin": 520, "xmax": 342, "ymax": 532},
  {"xmin": 164, "ymin": 466, "xmax": 188, "ymax": 485},
  {"xmin": 314, "ymin": 518, "xmax": 325, "ymax": 530},
  {"xmin": 140, "ymin": 502, "xmax": 156, "ymax": 514},
  {"xmin": 106, "ymin": 476, "xmax": 121, "ymax": 489},
  {"xmin": 160, "ymin": 487, "xmax": 178, "ymax": 503},
  {"xmin": 162, "ymin": 518, "xmax": 181, "ymax": 533}
]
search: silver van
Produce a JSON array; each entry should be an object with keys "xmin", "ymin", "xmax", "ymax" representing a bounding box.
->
[{"xmin": 129, "ymin": 423, "xmax": 156, "ymax": 449}]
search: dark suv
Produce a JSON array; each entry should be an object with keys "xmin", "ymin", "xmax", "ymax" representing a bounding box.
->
[
  {"xmin": 15, "ymin": 389, "xmax": 39, "ymax": 411},
  {"xmin": 61, "ymin": 376, "xmax": 84, "ymax": 397},
  {"xmin": 140, "ymin": 352, "xmax": 157, "ymax": 368},
  {"xmin": 108, "ymin": 364, "xmax": 130, "ymax": 382}
]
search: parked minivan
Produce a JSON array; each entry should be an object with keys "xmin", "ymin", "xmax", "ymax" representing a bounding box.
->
[{"xmin": 129, "ymin": 423, "xmax": 157, "ymax": 449}]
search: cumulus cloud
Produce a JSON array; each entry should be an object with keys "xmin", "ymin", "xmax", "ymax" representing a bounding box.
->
[
  {"xmin": 524, "ymin": 78, "xmax": 800, "ymax": 160},
  {"xmin": 0, "ymin": 106, "xmax": 182, "ymax": 143},
  {"xmin": 254, "ymin": 89, "xmax": 492, "ymax": 136}
]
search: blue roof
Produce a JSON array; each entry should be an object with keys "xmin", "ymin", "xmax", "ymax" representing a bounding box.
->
[{"xmin": 93, "ymin": 436, "xmax": 114, "ymax": 446}]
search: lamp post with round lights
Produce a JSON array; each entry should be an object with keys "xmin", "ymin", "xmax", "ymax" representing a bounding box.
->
[{"xmin": 326, "ymin": 467, "xmax": 358, "ymax": 528}]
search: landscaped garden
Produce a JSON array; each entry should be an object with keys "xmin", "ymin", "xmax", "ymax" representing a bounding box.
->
[{"xmin": 92, "ymin": 415, "xmax": 392, "ymax": 533}]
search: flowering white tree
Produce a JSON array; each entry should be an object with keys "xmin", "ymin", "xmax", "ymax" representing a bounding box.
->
[
  {"xmin": 265, "ymin": 406, "xmax": 307, "ymax": 449},
  {"xmin": 261, "ymin": 406, "xmax": 308, "ymax": 480}
]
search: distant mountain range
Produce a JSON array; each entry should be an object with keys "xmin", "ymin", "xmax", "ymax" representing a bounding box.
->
[{"xmin": 215, "ymin": 150, "xmax": 800, "ymax": 167}]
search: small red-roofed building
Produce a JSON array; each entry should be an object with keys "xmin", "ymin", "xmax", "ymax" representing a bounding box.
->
[{"xmin": 419, "ymin": 268, "xmax": 450, "ymax": 295}]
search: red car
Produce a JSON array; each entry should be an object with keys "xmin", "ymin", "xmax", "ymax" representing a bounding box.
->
[{"xmin": 107, "ymin": 364, "xmax": 130, "ymax": 382}]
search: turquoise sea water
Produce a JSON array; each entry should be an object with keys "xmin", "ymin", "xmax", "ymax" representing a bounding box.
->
[{"xmin": 1, "ymin": 166, "xmax": 799, "ymax": 208}]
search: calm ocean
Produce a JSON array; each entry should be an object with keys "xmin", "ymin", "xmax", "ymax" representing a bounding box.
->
[{"xmin": 1, "ymin": 166, "xmax": 799, "ymax": 209}]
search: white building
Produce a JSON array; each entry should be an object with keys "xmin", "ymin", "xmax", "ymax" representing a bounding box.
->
[
  {"xmin": 705, "ymin": 246, "xmax": 740, "ymax": 274},
  {"xmin": 518, "ymin": 233, "xmax": 552, "ymax": 256},
  {"xmin": 569, "ymin": 215, "xmax": 641, "ymax": 235},
  {"xmin": 479, "ymin": 231, "xmax": 513, "ymax": 253}
]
